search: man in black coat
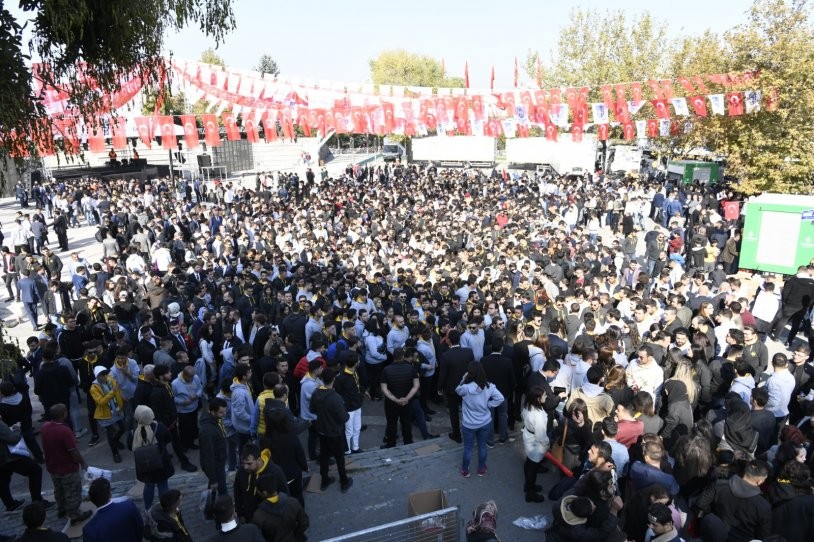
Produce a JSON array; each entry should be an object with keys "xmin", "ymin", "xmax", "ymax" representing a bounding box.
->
[
  {"xmin": 771, "ymin": 265, "xmax": 814, "ymax": 345},
  {"xmin": 480, "ymin": 337, "xmax": 515, "ymax": 444},
  {"xmin": 436, "ymin": 330, "xmax": 474, "ymax": 443},
  {"xmin": 310, "ymin": 368, "xmax": 352, "ymax": 493},
  {"xmin": 198, "ymin": 397, "xmax": 229, "ymax": 496},
  {"xmin": 149, "ymin": 365, "xmax": 196, "ymax": 473},
  {"xmin": 527, "ymin": 359, "xmax": 565, "ymax": 433}
]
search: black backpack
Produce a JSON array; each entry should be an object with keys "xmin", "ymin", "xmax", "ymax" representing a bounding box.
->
[{"xmin": 133, "ymin": 423, "xmax": 163, "ymax": 476}]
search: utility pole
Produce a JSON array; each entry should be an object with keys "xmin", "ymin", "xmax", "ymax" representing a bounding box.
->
[{"xmin": 168, "ymin": 149, "xmax": 175, "ymax": 187}]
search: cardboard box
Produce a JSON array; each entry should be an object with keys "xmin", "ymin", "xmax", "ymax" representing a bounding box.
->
[{"xmin": 407, "ymin": 489, "xmax": 448, "ymax": 516}]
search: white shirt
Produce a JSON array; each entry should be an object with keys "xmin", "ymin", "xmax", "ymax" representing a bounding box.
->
[
  {"xmin": 766, "ymin": 369, "xmax": 796, "ymax": 417},
  {"xmin": 626, "ymin": 360, "xmax": 664, "ymax": 398}
]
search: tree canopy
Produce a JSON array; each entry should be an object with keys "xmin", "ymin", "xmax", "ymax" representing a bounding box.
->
[
  {"xmin": 369, "ymin": 49, "xmax": 464, "ymax": 88},
  {"xmin": 0, "ymin": 0, "xmax": 235, "ymax": 178},
  {"xmin": 255, "ymin": 54, "xmax": 280, "ymax": 77}
]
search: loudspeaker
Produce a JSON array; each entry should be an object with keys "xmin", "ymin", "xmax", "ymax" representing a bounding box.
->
[{"xmin": 197, "ymin": 154, "xmax": 212, "ymax": 168}]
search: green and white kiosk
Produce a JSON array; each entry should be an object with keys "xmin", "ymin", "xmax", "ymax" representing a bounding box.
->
[{"xmin": 739, "ymin": 193, "xmax": 814, "ymax": 275}]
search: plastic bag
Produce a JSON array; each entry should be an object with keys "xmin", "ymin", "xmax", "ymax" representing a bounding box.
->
[{"xmin": 512, "ymin": 514, "xmax": 552, "ymax": 530}]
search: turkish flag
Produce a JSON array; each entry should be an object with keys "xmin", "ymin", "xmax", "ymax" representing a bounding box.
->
[
  {"xmin": 647, "ymin": 119, "xmax": 659, "ymax": 138},
  {"xmin": 501, "ymin": 92, "xmax": 516, "ymax": 116},
  {"xmin": 298, "ymin": 114, "xmax": 311, "ymax": 137},
  {"xmin": 708, "ymin": 73, "xmax": 729, "ymax": 86},
  {"xmin": 597, "ymin": 123, "xmax": 609, "ymax": 141},
  {"xmin": 623, "ymin": 123, "xmax": 635, "ymax": 141},
  {"xmin": 464, "ymin": 61, "xmax": 469, "ymax": 89},
  {"xmin": 573, "ymin": 104, "xmax": 587, "ymax": 127},
  {"xmin": 111, "ymin": 117, "xmax": 127, "ymax": 149},
  {"xmin": 577, "ymin": 86, "xmax": 590, "ymax": 104},
  {"xmin": 534, "ymin": 105, "xmax": 550, "ymax": 125},
  {"xmin": 485, "ymin": 119, "xmax": 500, "ymax": 137},
  {"xmin": 691, "ymin": 76, "xmax": 708, "ymax": 93},
  {"xmin": 727, "ymin": 92, "xmax": 744, "ymax": 116},
  {"xmin": 222, "ymin": 113, "xmax": 240, "ymax": 140},
  {"xmin": 571, "ymin": 125, "xmax": 583, "ymax": 142},
  {"xmin": 630, "ymin": 83, "xmax": 643, "ymax": 104},
  {"xmin": 677, "ymin": 77, "xmax": 694, "ymax": 93},
  {"xmin": 519, "ymin": 91, "xmax": 533, "ymax": 116},
  {"xmin": 382, "ymin": 102, "xmax": 395, "ymax": 132},
  {"xmin": 647, "ymin": 80, "xmax": 663, "ymax": 99},
  {"xmin": 565, "ymin": 87, "xmax": 577, "ymax": 108},
  {"xmin": 545, "ymin": 123, "xmax": 557, "ymax": 141},
  {"xmin": 533, "ymin": 90, "xmax": 546, "ymax": 107},
  {"xmin": 306, "ymin": 109, "xmax": 319, "ymax": 128},
  {"xmin": 689, "ymin": 96, "xmax": 708, "ymax": 116},
  {"xmin": 548, "ymin": 88, "xmax": 562, "ymax": 108},
  {"xmin": 659, "ymin": 80, "xmax": 674, "ymax": 100},
  {"xmin": 88, "ymin": 125, "xmax": 106, "ymax": 153},
  {"xmin": 471, "ymin": 95, "xmax": 484, "ymax": 121},
  {"xmin": 404, "ymin": 120, "xmax": 416, "ymax": 136},
  {"xmin": 614, "ymin": 83, "xmax": 627, "ymax": 103},
  {"xmin": 157, "ymin": 116, "xmax": 176, "ymax": 150},
  {"xmin": 600, "ymin": 85, "xmax": 613, "ymax": 108},
  {"xmin": 652, "ymin": 99, "xmax": 670, "ymax": 119},
  {"xmin": 765, "ymin": 90, "xmax": 780, "ymax": 112},
  {"xmin": 181, "ymin": 115, "xmax": 198, "ymax": 147},
  {"xmin": 202, "ymin": 114, "xmax": 220, "ymax": 147},
  {"xmin": 281, "ymin": 111, "xmax": 294, "ymax": 139},
  {"xmin": 134, "ymin": 116, "xmax": 153, "ymax": 148},
  {"xmin": 517, "ymin": 123, "xmax": 529, "ymax": 138},
  {"xmin": 723, "ymin": 201, "xmax": 740, "ymax": 221},
  {"xmin": 324, "ymin": 109, "xmax": 337, "ymax": 133},
  {"xmin": 262, "ymin": 111, "xmax": 278, "ymax": 141},
  {"xmin": 244, "ymin": 112, "xmax": 260, "ymax": 143}
]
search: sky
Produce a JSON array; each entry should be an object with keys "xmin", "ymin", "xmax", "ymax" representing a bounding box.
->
[{"xmin": 12, "ymin": 0, "xmax": 755, "ymax": 88}]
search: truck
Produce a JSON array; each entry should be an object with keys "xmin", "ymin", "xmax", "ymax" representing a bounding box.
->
[
  {"xmin": 739, "ymin": 193, "xmax": 814, "ymax": 275},
  {"xmin": 505, "ymin": 135, "xmax": 598, "ymax": 176},
  {"xmin": 666, "ymin": 160, "xmax": 721, "ymax": 185},
  {"xmin": 410, "ymin": 136, "xmax": 496, "ymax": 167},
  {"xmin": 382, "ymin": 138, "xmax": 407, "ymax": 162},
  {"xmin": 608, "ymin": 145, "xmax": 644, "ymax": 174}
]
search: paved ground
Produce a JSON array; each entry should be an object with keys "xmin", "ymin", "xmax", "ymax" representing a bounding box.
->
[{"xmin": 0, "ymin": 194, "xmax": 803, "ymax": 541}]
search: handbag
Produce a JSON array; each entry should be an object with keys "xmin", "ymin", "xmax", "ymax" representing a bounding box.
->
[
  {"xmin": 133, "ymin": 423, "xmax": 163, "ymax": 476},
  {"xmin": 548, "ymin": 420, "xmax": 568, "ymax": 464},
  {"xmin": 7, "ymin": 437, "xmax": 32, "ymax": 459}
]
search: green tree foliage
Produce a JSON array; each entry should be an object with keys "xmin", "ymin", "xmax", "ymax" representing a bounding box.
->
[
  {"xmin": 255, "ymin": 54, "xmax": 280, "ymax": 77},
  {"xmin": 0, "ymin": 0, "xmax": 235, "ymax": 179},
  {"xmin": 369, "ymin": 49, "xmax": 464, "ymax": 88},
  {"xmin": 200, "ymin": 47, "xmax": 227, "ymax": 67}
]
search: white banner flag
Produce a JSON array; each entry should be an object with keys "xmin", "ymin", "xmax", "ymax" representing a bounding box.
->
[
  {"xmin": 592, "ymin": 103, "xmax": 609, "ymax": 124},
  {"xmin": 745, "ymin": 90, "xmax": 762, "ymax": 113},
  {"xmin": 709, "ymin": 94, "xmax": 725, "ymax": 115},
  {"xmin": 671, "ymin": 97, "xmax": 689, "ymax": 116},
  {"xmin": 635, "ymin": 120, "xmax": 647, "ymax": 139}
]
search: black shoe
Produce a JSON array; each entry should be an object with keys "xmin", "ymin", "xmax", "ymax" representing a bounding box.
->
[
  {"xmin": 88, "ymin": 435, "xmax": 100, "ymax": 447},
  {"xmin": 35, "ymin": 500, "xmax": 55, "ymax": 510},
  {"xmin": 448, "ymin": 433, "xmax": 462, "ymax": 443},
  {"xmin": 351, "ymin": 448, "xmax": 364, "ymax": 454},
  {"xmin": 424, "ymin": 433, "xmax": 440, "ymax": 440},
  {"xmin": 7, "ymin": 499, "xmax": 25, "ymax": 511},
  {"xmin": 537, "ymin": 463, "xmax": 550, "ymax": 473},
  {"xmin": 360, "ymin": 425, "xmax": 368, "ymax": 432},
  {"xmin": 70, "ymin": 510, "xmax": 93, "ymax": 526},
  {"xmin": 424, "ymin": 415, "xmax": 432, "ymax": 422},
  {"xmin": 181, "ymin": 462, "xmax": 198, "ymax": 472},
  {"xmin": 112, "ymin": 452, "xmax": 122, "ymax": 463},
  {"xmin": 340, "ymin": 477, "xmax": 353, "ymax": 493},
  {"xmin": 525, "ymin": 492, "xmax": 546, "ymax": 503},
  {"xmin": 320, "ymin": 476, "xmax": 335, "ymax": 491},
  {"xmin": 380, "ymin": 443, "xmax": 395, "ymax": 449}
]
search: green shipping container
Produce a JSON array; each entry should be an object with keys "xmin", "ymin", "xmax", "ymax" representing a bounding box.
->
[
  {"xmin": 739, "ymin": 193, "xmax": 814, "ymax": 275},
  {"xmin": 666, "ymin": 160, "xmax": 720, "ymax": 185}
]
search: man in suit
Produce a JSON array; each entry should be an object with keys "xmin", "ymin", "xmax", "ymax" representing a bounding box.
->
[
  {"xmin": 41, "ymin": 247, "xmax": 63, "ymax": 281},
  {"xmin": 82, "ymin": 478, "xmax": 143, "ymax": 542},
  {"xmin": 18, "ymin": 269, "xmax": 40, "ymax": 330},
  {"xmin": 53, "ymin": 209, "xmax": 69, "ymax": 252},
  {"xmin": 771, "ymin": 265, "xmax": 814, "ymax": 346},
  {"xmin": 480, "ymin": 337, "xmax": 515, "ymax": 444},
  {"xmin": 436, "ymin": 330, "xmax": 474, "ymax": 443},
  {"xmin": 2, "ymin": 246, "xmax": 18, "ymax": 302},
  {"xmin": 249, "ymin": 312, "xmax": 272, "ymax": 359}
]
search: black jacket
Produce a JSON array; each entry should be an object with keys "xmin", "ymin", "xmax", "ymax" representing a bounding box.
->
[
  {"xmin": 438, "ymin": 346, "xmax": 474, "ymax": 395},
  {"xmin": 333, "ymin": 370, "xmax": 364, "ymax": 412},
  {"xmin": 310, "ymin": 387, "xmax": 348, "ymax": 437},
  {"xmin": 266, "ymin": 430, "xmax": 308, "ymax": 483},
  {"xmin": 480, "ymin": 353, "xmax": 515, "ymax": 399},
  {"xmin": 233, "ymin": 451, "xmax": 289, "ymax": 522},
  {"xmin": 127, "ymin": 422, "xmax": 174, "ymax": 484},
  {"xmin": 203, "ymin": 523, "xmax": 265, "ymax": 542},
  {"xmin": 33, "ymin": 361, "xmax": 75, "ymax": 411},
  {"xmin": 198, "ymin": 412, "xmax": 227, "ymax": 485},
  {"xmin": 250, "ymin": 493, "xmax": 309, "ymax": 542},
  {"xmin": 149, "ymin": 381, "xmax": 177, "ymax": 427},
  {"xmin": 145, "ymin": 504, "xmax": 192, "ymax": 542},
  {"xmin": 696, "ymin": 475, "xmax": 771, "ymax": 542},
  {"xmin": 770, "ymin": 490, "xmax": 814, "ymax": 542}
]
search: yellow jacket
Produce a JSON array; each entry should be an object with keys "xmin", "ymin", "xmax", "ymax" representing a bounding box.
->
[
  {"xmin": 90, "ymin": 377, "xmax": 124, "ymax": 421},
  {"xmin": 255, "ymin": 390, "xmax": 275, "ymax": 437}
]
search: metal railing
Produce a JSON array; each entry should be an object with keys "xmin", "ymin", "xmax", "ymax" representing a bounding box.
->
[{"xmin": 321, "ymin": 506, "xmax": 459, "ymax": 542}]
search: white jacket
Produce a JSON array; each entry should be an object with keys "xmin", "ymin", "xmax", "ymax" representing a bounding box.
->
[{"xmin": 522, "ymin": 407, "xmax": 550, "ymax": 463}]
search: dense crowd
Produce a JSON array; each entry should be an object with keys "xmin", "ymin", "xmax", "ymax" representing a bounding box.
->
[{"xmin": 0, "ymin": 161, "xmax": 813, "ymax": 542}]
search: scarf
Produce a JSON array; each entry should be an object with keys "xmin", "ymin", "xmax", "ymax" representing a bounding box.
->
[
  {"xmin": 723, "ymin": 396, "xmax": 757, "ymax": 455},
  {"xmin": 97, "ymin": 378, "xmax": 119, "ymax": 416}
]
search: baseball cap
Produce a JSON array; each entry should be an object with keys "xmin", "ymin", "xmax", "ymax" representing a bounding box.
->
[{"xmin": 647, "ymin": 502, "xmax": 672, "ymax": 525}]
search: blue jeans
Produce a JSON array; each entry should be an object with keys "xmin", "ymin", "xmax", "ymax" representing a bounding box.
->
[
  {"xmin": 461, "ymin": 422, "xmax": 491, "ymax": 472},
  {"xmin": 489, "ymin": 402, "xmax": 508, "ymax": 444},
  {"xmin": 143, "ymin": 479, "xmax": 169, "ymax": 510}
]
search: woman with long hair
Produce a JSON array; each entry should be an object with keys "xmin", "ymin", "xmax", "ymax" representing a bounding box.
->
[
  {"xmin": 689, "ymin": 343, "xmax": 713, "ymax": 409},
  {"xmin": 521, "ymin": 386, "xmax": 549, "ymax": 503},
  {"xmin": 558, "ymin": 398, "xmax": 595, "ymax": 474},
  {"xmin": 528, "ymin": 334, "xmax": 550, "ymax": 373},
  {"xmin": 669, "ymin": 358, "xmax": 700, "ymax": 408},
  {"xmin": 604, "ymin": 365, "xmax": 634, "ymax": 407},
  {"xmin": 632, "ymin": 391, "xmax": 664, "ymax": 435},
  {"xmin": 456, "ymin": 362, "xmax": 504, "ymax": 478},
  {"xmin": 362, "ymin": 316, "xmax": 388, "ymax": 400},
  {"xmin": 672, "ymin": 423, "xmax": 714, "ymax": 499}
]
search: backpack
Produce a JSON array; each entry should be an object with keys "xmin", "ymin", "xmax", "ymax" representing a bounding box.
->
[
  {"xmin": 133, "ymin": 423, "xmax": 163, "ymax": 476},
  {"xmin": 325, "ymin": 337, "xmax": 348, "ymax": 363}
]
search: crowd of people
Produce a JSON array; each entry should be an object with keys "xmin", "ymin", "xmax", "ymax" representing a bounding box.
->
[{"xmin": 0, "ymin": 160, "xmax": 813, "ymax": 542}]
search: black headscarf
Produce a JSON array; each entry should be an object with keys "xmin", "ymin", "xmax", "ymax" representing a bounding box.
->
[
  {"xmin": 723, "ymin": 396, "xmax": 757, "ymax": 456},
  {"xmin": 664, "ymin": 379, "xmax": 689, "ymax": 404}
]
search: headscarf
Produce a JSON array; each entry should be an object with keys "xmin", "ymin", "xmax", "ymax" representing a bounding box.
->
[
  {"xmin": 663, "ymin": 380, "xmax": 689, "ymax": 404},
  {"xmin": 723, "ymin": 396, "xmax": 757, "ymax": 456},
  {"xmin": 466, "ymin": 500, "xmax": 498, "ymax": 536},
  {"xmin": 133, "ymin": 405, "xmax": 156, "ymax": 448}
]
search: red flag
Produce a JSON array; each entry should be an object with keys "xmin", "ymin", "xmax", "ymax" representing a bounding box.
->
[
  {"xmin": 485, "ymin": 119, "xmax": 501, "ymax": 137},
  {"xmin": 630, "ymin": 82, "xmax": 643, "ymax": 105},
  {"xmin": 382, "ymin": 102, "xmax": 395, "ymax": 132},
  {"xmin": 202, "ymin": 114, "xmax": 220, "ymax": 147},
  {"xmin": 652, "ymin": 99, "xmax": 670, "ymax": 119},
  {"xmin": 659, "ymin": 80, "xmax": 674, "ymax": 100},
  {"xmin": 548, "ymin": 88, "xmax": 561, "ymax": 108},
  {"xmin": 464, "ymin": 61, "xmax": 470, "ymax": 89},
  {"xmin": 647, "ymin": 80, "xmax": 663, "ymax": 99},
  {"xmin": 517, "ymin": 123, "xmax": 529, "ymax": 138},
  {"xmin": 765, "ymin": 90, "xmax": 780, "ymax": 111},
  {"xmin": 111, "ymin": 117, "xmax": 127, "ymax": 149},
  {"xmin": 614, "ymin": 83, "xmax": 627, "ymax": 103},
  {"xmin": 741, "ymin": 71, "xmax": 756, "ymax": 85},
  {"xmin": 324, "ymin": 109, "xmax": 337, "ymax": 133},
  {"xmin": 490, "ymin": 65, "xmax": 495, "ymax": 91},
  {"xmin": 154, "ymin": 93, "xmax": 164, "ymax": 116},
  {"xmin": 222, "ymin": 113, "xmax": 240, "ymax": 140},
  {"xmin": 519, "ymin": 91, "xmax": 533, "ymax": 116},
  {"xmin": 723, "ymin": 201, "xmax": 740, "ymax": 221},
  {"xmin": 134, "ymin": 116, "xmax": 153, "ymax": 149},
  {"xmin": 181, "ymin": 115, "xmax": 198, "ymax": 148},
  {"xmin": 727, "ymin": 92, "xmax": 744, "ymax": 116},
  {"xmin": 647, "ymin": 119, "xmax": 659, "ymax": 138},
  {"xmin": 597, "ymin": 123, "xmax": 609, "ymax": 141},
  {"xmin": 571, "ymin": 125, "xmax": 583, "ymax": 142},
  {"xmin": 534, "ymin": 105, "xmax": 550, "ymax": 125},
  {"xmin": 500, "ymin": 92, "xmax": 516, "ymax": 116},
  {"xmin": 708, "ymin": 73, "xmax": 729, "ymax": 86},
  {"xmin": 565, "ymin": 87, "xmax": 578, "ymax": 108},
  {"xmin": 577, "ymin": 86, "xmax": 590, "ymax": 104},
  {"xmin": 514, "ymin": 57, "xmax": 519, "ymax": 88},
  {"xmin": 677, "ymin": 77, "xmax": 694, "ymax": 93},
  {"xmin": 545, "ymin": 123, "xmax": 557, "ymax": 141},
  {"xmin": 471, "ymin": 95, "xmax": 484, "ymax": 121},
  {"xmin": 404, "ymin": 120, "xmax": 416, "ymax": 137},
  {"xmin": 88, "ymin": 125, "xmax": 106, "ymax": 153},
  {"xmin": 623, "ymin": 123, "xmax": 635, "ymax": 141},
  {"xmin": 262, "ymin": 111, "xmax": 278, "ymax": 141},
  {"xmin": 306, "ymin": 109, "xmax": 319, "ymax": 129},
  {"xmin": 689, "ymin": 96, "xmax": 708, "ymax": 116},
  {"xmin": 600, "ymin": 85, "xmax": 613, "ymax": 108},
  {"xmin": 573, "ymin": 103, "xmax": 587, "ymax": 127},
  {"xmin": 244, "ymin": 112, "xmax": 260, "ymax": 143},
  {"xmin": 281, "ymin": 110, "xmax": 294, "ymax": 139},
  {"xmin": 613, "ymin": 101, "xmax": 629, "ymax": 123},
  {"xmin": 536, "ymin": 57, "xmax": 542, "ymax": 88},
  {"xmin": 691, "ymin": 76, "xmax": 708, "ymax": 93},
  {"xmin": 156, "ymin": 116, "xmax": 176, "ymax": 150},
  {"xmin": 298, "ymin": 114, "xmax": 311, "ymax": 137}
]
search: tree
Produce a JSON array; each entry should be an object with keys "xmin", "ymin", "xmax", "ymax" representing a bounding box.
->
[
  {"xmin": 0, "ymin": 1, "xmax": 235, "ymax": 181},
  {"xmin": 369, "ymin": 49, "xmax": 464, "ymax": 88},
  {"xmin": 200, "ymin": 47, "xmax": 227, "ymax": 67},
  {"xmin": 255, "ymin": 54, "xmax": 280, "ymax": 77}
]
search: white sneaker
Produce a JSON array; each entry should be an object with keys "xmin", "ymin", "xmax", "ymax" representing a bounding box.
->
[{"xmin": 75, "ymin": 428, "xmax": 88, "ymax": 438}]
